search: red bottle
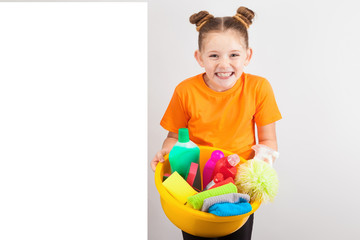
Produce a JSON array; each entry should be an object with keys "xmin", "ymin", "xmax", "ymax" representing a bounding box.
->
[
  {"xmin": 203, "ymin": 173, "xmax": 224, "ymax": 190},
  {"xmin": 213, "ymin": 154, "xmax": 240, "ymax": 180}
]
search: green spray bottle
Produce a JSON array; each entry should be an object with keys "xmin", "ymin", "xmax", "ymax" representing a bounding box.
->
[{"xmin": 169, "ymin": 128, "xmax": 200, "ymax": 180}]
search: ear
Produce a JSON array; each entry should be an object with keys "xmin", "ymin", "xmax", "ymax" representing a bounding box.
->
[
  {"xmin": 244, "ymin": 47, "xmax": 253, "ymax": 67},
  {"xmin": 194, "ymin": 50, "xmax": 204, "ymax": 68}
]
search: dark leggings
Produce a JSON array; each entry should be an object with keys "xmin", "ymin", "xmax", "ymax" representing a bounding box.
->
[{"xmin": 182, "ymin": 214, "xmax": 254, "ymax": 240}]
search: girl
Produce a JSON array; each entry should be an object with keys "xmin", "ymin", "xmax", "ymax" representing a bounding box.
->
[{"xmin": 151, "ymin": 6, "xmax": 282, "ymax": 240}]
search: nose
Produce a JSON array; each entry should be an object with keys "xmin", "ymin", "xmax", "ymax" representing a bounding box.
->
[{"xmin": 218, "ymin": 56, "xmax": 230, "ymax": 69}]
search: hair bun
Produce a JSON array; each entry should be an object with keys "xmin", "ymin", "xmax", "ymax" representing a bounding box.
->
[
  {"xmin": 234, "ymin": 6, "xmax": 255, "ymax": 28},
  {"xmin": 189, "ymin": 11, "xmax": 214, "ymax": 31}
]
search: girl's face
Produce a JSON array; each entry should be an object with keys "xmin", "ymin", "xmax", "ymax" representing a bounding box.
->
[{"xmin": 195, "ymin": 29, "xmax": 252, "ymax": 92}]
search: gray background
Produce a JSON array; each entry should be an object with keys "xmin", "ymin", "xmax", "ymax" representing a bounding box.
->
[{"xmin": 148, "ymin": 0, "xmax": 360, "ymax": 239}]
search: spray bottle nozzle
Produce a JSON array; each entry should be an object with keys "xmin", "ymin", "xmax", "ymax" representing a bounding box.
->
[{"xmin": 251, "ymin": 144, "xmax": 279, "ymax": 167}]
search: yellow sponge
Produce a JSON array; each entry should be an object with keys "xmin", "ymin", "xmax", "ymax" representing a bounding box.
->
[{"xmin": 162, "ymin": 171, "xmax": 198, "ymax": 204}]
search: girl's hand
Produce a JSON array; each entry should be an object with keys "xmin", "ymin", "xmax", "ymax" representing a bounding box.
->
[
  {"xmin": 256, "ymin": 122, "xmax": 279, "ymax": 165},
  {"xmin": 150, "ymin": 131, "xmax": 178, "ymax": 172},
  {"xmin": 150, "ymin": 149, "xmax": 167, "ymax": 172},
  {"xmin": 251, "ymin": 144, "xmax": 279, "ymax": 167}
]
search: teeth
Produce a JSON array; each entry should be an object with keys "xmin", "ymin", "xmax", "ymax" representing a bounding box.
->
[{"xmin": 217, "ymin": 72, "xmax": 232, "ymax": 77}]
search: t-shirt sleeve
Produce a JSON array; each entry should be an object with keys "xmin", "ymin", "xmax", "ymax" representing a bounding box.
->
[
  {"xmin": 160, "ymin": 87, "xmax": 189, "ymax": 133},
  {"xmin": 254, "ymin": 78, "xmax": 282, "ymax": 126}
]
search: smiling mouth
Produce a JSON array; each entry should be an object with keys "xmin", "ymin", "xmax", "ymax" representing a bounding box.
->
[{"xmin": 215, "ymin": 72, "xmax": 234, "ymax": 79}]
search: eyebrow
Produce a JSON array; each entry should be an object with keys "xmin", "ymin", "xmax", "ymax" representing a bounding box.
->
[{"xmin": 206, "ymin": 50, "xmax": 242, "ymax": 54}]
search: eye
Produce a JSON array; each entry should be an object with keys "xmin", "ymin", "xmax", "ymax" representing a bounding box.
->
[
  {"xmin": 230, "ymin": 53, "xmax": 240, "ymax": 57},
  {"xmin": 209, "ymin": 54, "xmax": 218, "ymax": 58}
]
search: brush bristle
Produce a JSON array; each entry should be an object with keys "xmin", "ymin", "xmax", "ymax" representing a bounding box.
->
[{"xmin": 234, "ymin": 159, "xmax": 279, "ymax": 203}]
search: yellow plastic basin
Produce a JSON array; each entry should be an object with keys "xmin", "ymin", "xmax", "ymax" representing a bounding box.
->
[{"xmin": 155, "ymin": 146, "xmax": 261, "ymax": 238}]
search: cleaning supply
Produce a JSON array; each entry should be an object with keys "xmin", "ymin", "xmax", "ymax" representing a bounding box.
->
[
  {"xmin": 187, "ymin": 183, "xmax": 238, "ymax": 210},
  {"xmin": 235, "ymin": 159, "xmax": 279, "ymax": 203},
  {"xmin": 252, "ymin": 144, "xmax": 279, "ymax": 167},
  {"xmin": 155, "ymin": 145, "xmax": 263, "ymax": 238},
  {"xmin": 163, "ymin": 171, "xmax": 198, "ymax": 204},
  {"xmin": 202, "ymin": 150, "xmax": 224, "ymax": 190},
  {"xmin": 186, "ymin": 162, "xmax": 201, "ymax": 191},
  {"xmin": 186, "ymin": 162, "xmax": 198, "ymax": 186},
  {"xmin": 213, "ymin": 154, "xmax": 241, "ymax": 180},
  {"xmin": 204, "ymin": 173, "xmax": 224, "ymax": 190},
  {"xmin": 169, "ymin": 128, "xmax": 200, "ymax": 179},
  {"xmin": 163, "ymin": 173, "xmax": 171, "ymax": 181},
  {"xmin": 208, "ymin": 201, "xmax": 252, "ymax": 217},
  {"xmin": 208, "ymin": 177, "xmax": 235, "ymax": 190},
  {"xmin": 201, "ymin": 193, "xmax": 250, "ymax": 212}
]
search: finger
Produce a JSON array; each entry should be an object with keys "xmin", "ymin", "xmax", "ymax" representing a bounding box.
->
[
  {"xmin": 263, "ymin": 158, "xmax": 273, "ymax": 167},
  {"xmin": 157, "ymin": 152, "xmax": 165, "ymax": 162},
  {"xmin": 150, "ymin": 160, "xmax": 157, "ymax": 172}
]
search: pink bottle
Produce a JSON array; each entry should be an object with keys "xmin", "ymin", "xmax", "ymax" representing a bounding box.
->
[
  {"xmin": 202, "ymin": 150, "xmax": 224, "ymax": 189},
  {"xmin": 213, "ymin": 154, "xmax": 241, "ymax": 180}
]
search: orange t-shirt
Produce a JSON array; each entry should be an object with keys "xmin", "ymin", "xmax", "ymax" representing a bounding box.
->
[{"xmin": 160, "ymin": 72, "xmax": 282, "ymax": 160}]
